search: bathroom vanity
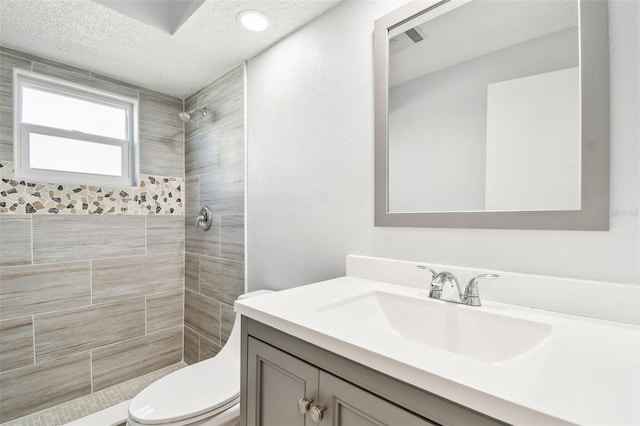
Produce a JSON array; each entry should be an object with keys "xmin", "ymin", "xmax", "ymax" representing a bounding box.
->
[{"xmin": 236, "ymin": 256, "xmax": 640, "ymax": 425}]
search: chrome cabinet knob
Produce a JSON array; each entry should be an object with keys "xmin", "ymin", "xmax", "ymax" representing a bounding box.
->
[
  {"xmin": 297, "ymin": 397, "xmax": 314, "ymax": 414},
  {"xmin": 310, "ymin": 404, "xmax": 327, "ymax": 422}
]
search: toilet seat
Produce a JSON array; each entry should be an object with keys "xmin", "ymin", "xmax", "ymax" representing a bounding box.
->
[{"xmin": 128, "ymin": 353, "xmax": 239, "ymax": 425}]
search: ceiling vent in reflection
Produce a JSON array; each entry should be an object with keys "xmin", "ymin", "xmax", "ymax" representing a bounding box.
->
[
  {"xmin": 390, "ymin": 27, "xmax": 426, "ymax": 55},
  {"xmin": 91, "ymin": 0, "xmax": 205, "ymax": 35}
]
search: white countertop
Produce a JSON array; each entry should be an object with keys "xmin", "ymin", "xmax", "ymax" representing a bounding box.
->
[{"xmin": 235, "ymin": 276, "xmax": 640, "ymax": 425}]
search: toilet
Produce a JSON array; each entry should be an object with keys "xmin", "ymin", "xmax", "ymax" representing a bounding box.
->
[{"xmin": 127, "ymin": 290, "xmax": 273, "ymax": 426}]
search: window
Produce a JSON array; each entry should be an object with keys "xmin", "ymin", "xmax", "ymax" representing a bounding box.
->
[{"xmin": 14, "ymin": 69, "xmax": 139, "ymax": 186}]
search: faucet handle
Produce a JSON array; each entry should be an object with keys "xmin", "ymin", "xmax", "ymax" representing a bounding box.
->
[
  {"xmin": 462, "ymin": 274, "xmax": 499, "ymax": 306},
  {"xmin": 416, "ymin": 265, "xmax": 440, "ymax": 298},
  {"xmin": 416, "ymin": 265, "xmax": 437, "ymax": 277}
]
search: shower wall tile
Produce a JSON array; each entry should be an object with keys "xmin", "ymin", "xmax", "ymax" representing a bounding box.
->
[
  {"xmin": 91, "ymin": 254, "xmax": 183, "ymax": 304},
  {"xmin": 0, "ymin": 352, "xmax": 91, "ymax": 423},
  {"xmin": 0, "ymin": 47, "xmax": 186, "ymax": 421},
  {"xmin": 147, "ymin": 215, "xmax": 185, "ymax": 255},
  {"xmin": 0, "ymin": 53, "xmax": 31, "ymax": 109},
  {"xmin": 221, "ymin": 215, "xmax": 244, "ymax": 261},
  {"xmin": 185, "ymin": 253, "xmax": 200, "ymax": 292},
  {"xmin": 184, "ymin": 289, "xmax": 220, "ymax": 344},
  {"xmin": 32, "ymin": 215, "xmax": 146, "ymax": 263},
  {"xmin": 199, "ymin": 168, "xmax": 244, "ymax": 215},
  {"xmin": 34, "ymin": 297, "xmax": 145, "ymax": 362},
  {"xmin": 184, "ymin": 95, "xmax": 199, "ymax": 141},
  {"xmin": 200, "ymin": 256, "xmax": 244, "ymax": 306},
  {"xmin": 185, "ymin": 175, "xmax": 199, "ymax": 216},
  {"xmin": 0, "ymin": 316, "xmax": 34, "ymax": 372},
  {"xmin": 220, "ymin": 120, "xmax": 245, "ymax": 171},
  {"xmin": 140, "ymin": 133, "xmax": 184, "ymax": 178},
  {"xmin": 220, "ymin": 302, "xmax": 235, "ymax": 344},
  {"xmin": 183, "ymin": 64, "xmax": 244, "ymax": 364},
  {"xmin": 91, "ymin": 326, "xmax": 182, "ymax": 391},
  {"xmin": 183, "ymin": 325, "xmax": 199, "ymax": 365},
  {"xmin": 0, "ymin": 106, "xmax": 12, "ymax": 160},
  {"xmin": 199, "ymin": 335, "xmax": 221, "ymax": 361},
  {"xmin": 0, "ymin": 215, "xmax": 31, "ymax": 267},
  {"xmin": 32, "ymin": 62, "xmax": 139, "ymax": 99},
  {"xmin": 198, "ymin": 67, "xmax": 243, "ymax": 135},
  {"xmin": 185, "ymin": 129, "xmax": 221, "ymax": 177},
  {"xmin": 139, "ymin": 92, "xmax": 183, "ymax": 140},
  {"xmin": 185, "ymin": 213, "xmax": 221, "ymax": 257},
  {"xmin": 146, "ymin": 289, "xmax": 183, "ymax": 334},
  {"xmin": 0, "ymin": 261, "xmax": 90, "ymax": 320}
]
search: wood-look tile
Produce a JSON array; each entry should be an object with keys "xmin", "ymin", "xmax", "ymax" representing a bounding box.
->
[
  {"xmin": 0, "ymin": 261, "xmax": 90, "ymax": 320},
  {"xmin": 139, "ymin": 92, "xmax": 183, "ymax": 140},
  {"xmin": 220, "ymin": 302, "xmax": 235, "ymax": 345},
  {"xmin": 146, "ymin": 289, "xmax": 183, "ymax": 334},
  {"xmin": 89, "ymin": 71, "xmax": 181, "ymax": 103},
  {"xmin": 0, "ymin": 352, "xmax": 91, "ymax": 423},
  {"xmin": 200, "ymin": 256, "xmax": 244, "ymax": 306},
  {"xmin": 35, "ymin": 297, "xmax": 145, "ymax": 362},
  {"xmin": 185, "ymin": 175, "xmax": 199, "ymax": 217},
  {"xmin": 0, "ymin": 215, "xmax": 31, "ymax": 267},
  {"xmin": 200, "ymin": 168, "xmax": 244, "ymax": 215},
  {"xmin": 140, "ymin": 133, "xmax": 184, "ymax": 178},
  {"xmin": 200, "ymin": 335, "xmax": 221, "ymax": 361},
  {"xmin": 92, "ymin": 254, "xmax": 183, "ymax": 304},
  {"xmin": 0, "ymin": 316, "xmax": 33, "ymax": 372},
  {"xmin": 147, "ymin": 215, "xmax": 185, "ymax": 255},
  {"xmin": 32, "ymin": 62, "xmax": 138, "ymax": 99},
  {"xmin": 198, "ymin": 67, "xmax": 243, "ymax": 135},
  {"xmin": 0, "ymin": 106, "xmax": 12, "ymax": 160},
  {"xmin": 184, "ymin": 95, "xmax": 199, "ymax": 141},
  {"xmin": 185, "ymin": 253, "xmax": 199, "ymax": 292},
  {"xmin": 219, "ymin": 119, "xmax": 245, "ymax": 171},
  {"xmin": 185, "ymin": 128, "xmax": 221, "ymax": 177},
  {"xmin": 32, "ymin": 215, "xmax": 145, "ymax": 263},
  {"xmin": 185, "ymin": 213, "xmax": 221, "ymax": 258},
  {"xmin": 184, "ymin": 290, "xmax": 220, "ymax": 344},
  {"xmin": 92, "ymin": 327, "xmax": 182, "ymax": 391},
  {"xmin": 0, "ymin": 53, "xmax": 31, "ymax": 109},
  {"xmin": 183, "ymin": 325, "xmax": 199, "ymax": 365},
  {"xmin": 221, "ymin": 215, "xmax": 244, "ymax": 262}
]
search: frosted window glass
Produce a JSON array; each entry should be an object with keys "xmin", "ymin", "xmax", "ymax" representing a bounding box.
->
[
  {"xmin": 22, "ymin": 87, "xmax": 127, "ymax": 139},
  {"xmin": 29, "ymin": 133, "xmax": 122, "ymax": 176}
]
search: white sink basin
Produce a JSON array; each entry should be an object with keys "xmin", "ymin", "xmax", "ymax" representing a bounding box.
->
[{"xmin": 317, "ymin": 291, "xmax": 552, "ymax": 363}]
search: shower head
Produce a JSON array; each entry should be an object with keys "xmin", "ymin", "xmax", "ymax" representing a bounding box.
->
[{"xmin": 179, "ymin": 107, "xmax": 208, "ymax": 124}]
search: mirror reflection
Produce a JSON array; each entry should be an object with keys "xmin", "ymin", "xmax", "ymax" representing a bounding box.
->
[{"xmin": 387, "ymin": 0, "xmax": 579, "ymax": 213}]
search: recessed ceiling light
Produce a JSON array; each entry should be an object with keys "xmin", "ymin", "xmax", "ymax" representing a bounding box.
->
[{"xmin": 237, "ymin": 10, "xmax": 269, "ymax": 32}]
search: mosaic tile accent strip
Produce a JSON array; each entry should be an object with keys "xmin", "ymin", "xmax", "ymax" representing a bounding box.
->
[
  {"xmin": 0, "ymin": 362, "xmax": 186, "ymax": 426},
  {"xmin": 0, "ymin": 161, "xmax": 184, "ymax": 215}
]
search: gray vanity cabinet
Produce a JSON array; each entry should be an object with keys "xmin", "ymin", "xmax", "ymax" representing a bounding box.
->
[
  {"xmin": 246, "ymin": 336, "xmax": 434, "ymax": 426},
  {"xmin": 241, "ymin": 318, "xmax": 505, "ymax": 426}
]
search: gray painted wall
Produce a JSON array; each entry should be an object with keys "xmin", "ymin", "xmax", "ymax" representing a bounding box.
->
[{"xmin": 246, "ymin": 0, "xmax": 639, "ymax": 294}]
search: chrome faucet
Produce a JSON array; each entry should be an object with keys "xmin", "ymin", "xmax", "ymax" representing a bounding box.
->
[{"xmin": 417, "ymin": 266, "xmax": 499, "ymax": 306}]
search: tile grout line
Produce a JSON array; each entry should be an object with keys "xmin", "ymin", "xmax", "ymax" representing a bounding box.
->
[{"xmin": 31, "ymin": 314, "xmax": 36, "ymax": 366}]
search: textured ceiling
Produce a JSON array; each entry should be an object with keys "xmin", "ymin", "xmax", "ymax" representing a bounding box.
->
[{"xmin": 0, "ymin": 0, "xmax": 341, "ymax": 98}]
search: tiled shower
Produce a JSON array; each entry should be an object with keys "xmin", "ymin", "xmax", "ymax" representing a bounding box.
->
[{"xmin": 0, "ymin": 47, "xmax": 245, "ymax": 423}]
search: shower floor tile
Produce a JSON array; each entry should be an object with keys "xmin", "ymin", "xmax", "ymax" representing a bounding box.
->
[{"xmin": 2, "ymin": 362, "xmax": 187, "ymax": 426}]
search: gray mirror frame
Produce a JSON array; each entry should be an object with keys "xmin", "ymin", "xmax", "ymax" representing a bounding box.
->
[{"xmin": 374, "ymin": 0, "xmax": 609, "ymax": 230}]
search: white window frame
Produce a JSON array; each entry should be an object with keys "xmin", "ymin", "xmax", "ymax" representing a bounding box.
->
[{"xmin": 13, "ymin": 69, "xmax": 139, "ymax": 187}]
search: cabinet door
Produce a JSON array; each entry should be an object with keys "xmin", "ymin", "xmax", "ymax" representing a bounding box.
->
[
  {"xmin": 318, "ymin": 372, "xmax": 437, "ymax": 426},
  {"xmin": 247, "ymin": 337, "xmax": 319, "ymax": 426}
]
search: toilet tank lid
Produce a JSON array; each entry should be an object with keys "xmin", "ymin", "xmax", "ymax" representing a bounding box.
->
[{"xmin": 129, "ymin": 355, "xmax": 239, "ymax": 424}]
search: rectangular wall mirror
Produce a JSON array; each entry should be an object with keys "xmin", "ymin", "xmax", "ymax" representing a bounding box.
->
[{"xmin": 374, "ymin": 0, "xmax": 609, "ymax": 230}]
